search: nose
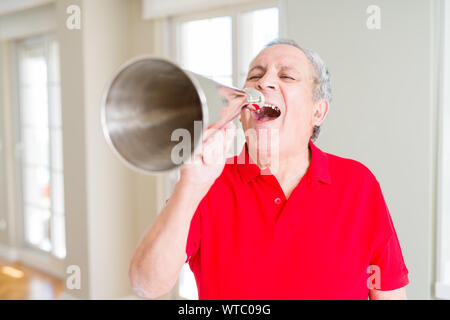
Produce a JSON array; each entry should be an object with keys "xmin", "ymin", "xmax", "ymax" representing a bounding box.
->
[{"xmin": 256, "ymin": 73, "xmax": 277, "ymax": 91}]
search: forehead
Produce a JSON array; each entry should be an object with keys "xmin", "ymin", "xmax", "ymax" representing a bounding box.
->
[{"xmin": 249, "ymin": 44, "xmax": 312, "ymax": 74}]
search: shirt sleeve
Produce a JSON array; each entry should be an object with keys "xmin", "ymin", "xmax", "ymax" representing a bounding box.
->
[{"xmin": 369, "ymin": 180, "xmax": 409, "ymax": 291}]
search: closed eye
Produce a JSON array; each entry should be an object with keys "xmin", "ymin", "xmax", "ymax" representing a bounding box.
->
[
  {"xmin": 280, "ymin": 75, "xmax": 295, "ymax": 80},
  {"xmin": 247, "ymin": 76, "xmax": 262, "ymax": 80}
]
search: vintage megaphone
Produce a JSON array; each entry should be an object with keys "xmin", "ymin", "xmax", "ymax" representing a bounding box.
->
[{"xmin": 101, "ymin": 57, "xmax": 265, "ymax": 174}]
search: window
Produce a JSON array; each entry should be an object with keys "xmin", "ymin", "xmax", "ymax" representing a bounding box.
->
[
  {"xmin": 179, "ymin": 16, "xmax": 233, "ymax": 86},
  {"xmin": 172, "ymin": 4, "xmax": 279, "ymax": 300},
  {"xmin": 237, "ymin": 7, "xmax": 280, "ymax": 87},
  {"xmin": 15, "ymin": 36, "xmax": 66, "ymax": 259}
]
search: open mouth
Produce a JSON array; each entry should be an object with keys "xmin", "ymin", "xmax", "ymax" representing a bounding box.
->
[{"xmin": 253, "ymin": 103, "xmax": 281, "ymax": 121}]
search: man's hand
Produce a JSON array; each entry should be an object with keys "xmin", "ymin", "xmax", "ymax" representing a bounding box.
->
[
  {"xmin": 129, "ymin": 121, "xmax": 236, "ymax": 299},
  {"xmin": 180, "ymin": 121, "xmax": 236, "ymax": 188}
]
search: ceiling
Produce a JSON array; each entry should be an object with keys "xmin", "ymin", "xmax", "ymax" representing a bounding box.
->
[{"xmin": 0, "ymin": 0, "xmax": 53, "ymax": 16}]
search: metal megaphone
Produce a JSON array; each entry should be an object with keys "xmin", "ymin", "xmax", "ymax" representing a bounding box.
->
[{"xmin": 101, "ymin": 57, "xmax": 264, "ymax": 174}]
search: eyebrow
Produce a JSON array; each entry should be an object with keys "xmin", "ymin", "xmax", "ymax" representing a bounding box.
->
[
  {"xmin": 248, "ymin": 65, "xmax": 301, "ymax": 74},
  {"xmin": 279, "ymin": 65, "xmax": 298, "ymax": 72}
]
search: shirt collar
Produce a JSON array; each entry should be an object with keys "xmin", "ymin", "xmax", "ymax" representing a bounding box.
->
[{"xmin": 236, "ymin": 140, "xmax": 332, "ymax": 185}]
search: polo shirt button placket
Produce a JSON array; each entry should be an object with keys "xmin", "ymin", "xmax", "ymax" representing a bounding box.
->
[{"xmin": 274, "ymin": 197, "xmax": 281, "ymax": 205}]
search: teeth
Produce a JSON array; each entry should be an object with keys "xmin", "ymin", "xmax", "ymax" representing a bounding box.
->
[
  {"xmin": 253, "ymin": 104, "xmax": 281, "ymax": 115},
  {"xmin": 262, "ymin": 104, "xmax": 280, "ymax": 111}
]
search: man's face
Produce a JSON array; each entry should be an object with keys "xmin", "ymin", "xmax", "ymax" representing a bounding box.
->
[{"xmin": 240, "ymin": 44, "xmax": 324, "ymax": 155}]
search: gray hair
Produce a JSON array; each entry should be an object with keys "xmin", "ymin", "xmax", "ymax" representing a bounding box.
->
[{"xmin": 264, "ymin": 38, "xmax": 332, "ymax": 142}]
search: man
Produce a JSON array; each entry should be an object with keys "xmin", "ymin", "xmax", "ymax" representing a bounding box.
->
[{"xmin": 129, "ymin": 39, "xmax": 409, "ymax": 300}]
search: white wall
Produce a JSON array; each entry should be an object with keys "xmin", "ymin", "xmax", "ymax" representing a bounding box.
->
[
  {"xmin": 0, "ymin": 0, "xmax": 161, "ymax": 299},
  {"xmin": 55, "ymin": 0, "xmax": 90, "ymax": 299},
  {"xmin": 56, "ymin": 0, "xmax": 160, "ymax": 299},
  {"xmin": 0, "ymin": 40, "xmax": 18, "ymax": 256},
  {"xmin": 0, "ymin": 2, "xmax": 55, "ymax": 40},
  {"xmin": 128, "ymin": 0, "xmax": 164, "ymax": 241},
  {"xmin": 72, "ymin": 0, "xmax": 163, "ymax": 299},
  {"xmin": 80, "ymin": 0, "xmax": 138, "ymax": 299},
  {"xmin": 0, "ymin": 0, "xmax": 53, "ymax": 16},
  {"xmin": 0, "ymin": 40, "xmax": 16, "ymax": 257},
  {"xmin": 0, "ymin": 40, "xmax": 8, "ymax": 246},
  {"xmin": 282, "ymin": 0, "xmax": 439, "ymax": 299}
]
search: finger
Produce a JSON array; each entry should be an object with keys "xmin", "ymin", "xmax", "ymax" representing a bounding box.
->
[
  {"xmin": 185, "ymin": 138, "xmax": 204, "ymax": 165},
  {"xmin": 223, "ymin": 122, "xmax": 236, "ymax": 155},
  {"xmin": 202, "ymin": 129, "xmax": 226, "ymax": 166},
  {"xmin": 202, "ymin": 127, "xmax": 220, "ymax": 144}
]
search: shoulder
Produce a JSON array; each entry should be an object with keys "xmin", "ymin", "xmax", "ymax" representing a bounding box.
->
[
  {"xmin": 325, "ymin": 151, "xmax": 379, "ymax": 187},
  {"xmin": 324, "ymin": 151, "xmax": 394, "ymax": 232}
]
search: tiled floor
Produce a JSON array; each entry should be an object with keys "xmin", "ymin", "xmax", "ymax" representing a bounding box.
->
[{"xmin": 0, "ymin": 259, "xmax": 63, "ymax": 300}]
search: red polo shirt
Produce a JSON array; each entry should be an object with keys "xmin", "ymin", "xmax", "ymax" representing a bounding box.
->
[{"xmin": 184, "ymin": 140, "xmax": 409, "ymax": 299}]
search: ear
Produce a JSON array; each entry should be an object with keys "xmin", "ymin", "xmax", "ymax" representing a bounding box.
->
[{"xmin": 312, "ymin": 99, "xmax": 329, "ymax": 127}]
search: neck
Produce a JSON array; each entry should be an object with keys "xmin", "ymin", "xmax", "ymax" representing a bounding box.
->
[
  {"xmin": 273, "ymin": 144, "xmax": 311, "ymax": 183},
  {"xmin": 248, "ymin": 141, "xmax": 311, "ymax": 181}
]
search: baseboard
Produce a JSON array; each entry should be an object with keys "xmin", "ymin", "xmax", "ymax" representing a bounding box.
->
[
  {"xmin": 58, "ymin": 292, "xmax": 79, "ymax": 300},
  {"xmin": 17, "ymin": 247, "xmax": 65, "ymax": 279},
  {"xmin": 0, "ymin": 244, "xmax": 64, "ymax": 279}
]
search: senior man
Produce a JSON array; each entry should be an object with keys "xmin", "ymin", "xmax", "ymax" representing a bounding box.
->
[{"xmin": 129, "ymin": 39, "xmax": 409, "ymax": 300}]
